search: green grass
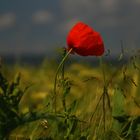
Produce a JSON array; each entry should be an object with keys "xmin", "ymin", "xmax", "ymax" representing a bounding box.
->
[{"xmin": 0, "ymin": 54, "xmax": 140, "ymax": 140}]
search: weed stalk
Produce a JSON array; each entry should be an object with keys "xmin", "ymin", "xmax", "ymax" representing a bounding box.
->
[{"xmin": 53, "ymin": 48, "xmax": 72, "ymax": 113}]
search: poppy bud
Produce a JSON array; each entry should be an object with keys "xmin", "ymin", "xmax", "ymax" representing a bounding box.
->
[{"xmin": 67, "ymin": 22, "xmax": 104, "ymax": 56}]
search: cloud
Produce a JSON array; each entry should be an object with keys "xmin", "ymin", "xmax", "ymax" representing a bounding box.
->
[
  {"xmin": 32, "ymin": 10, "xmax": 54, "ymax": 24},
  {"xmin": 0, "ymin": 0, "xmax": 140, "ymax": 55},
  {"xmin": 60, "ymin": 0, "xmax": 118, "ymax": 17},
  {"xmin": 59, "ymin": 0, "xmax": 140, "ymax": 54},
  {"xmin": 134, "ymin": 0, "xmax": 140, "ymax": 4},
  {"xmin": 0, "ymin": 13, "xmax": 16, "ymax": 30},
  {"xmin": 57, "ymin": 18, "xmax": 81, "ymax": 33},
  {"xmin": 100, "ymin": 0, "xmax": 118, "ymax": 11},
  {"xmin": 59, "ymin": 0, "xmax": 140, "ymax": 34},
  {"xmin": 60, "ymin": 0, "xmax": 95, "ymax": 20},
  {"xmin": 59, "ymin": 0, "xmax": 122, "ymax": 34}
]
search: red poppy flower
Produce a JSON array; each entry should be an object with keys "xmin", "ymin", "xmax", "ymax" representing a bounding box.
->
[{"xmin": 66, "ymin": 22, "xmax": 104, "ymax": 56}]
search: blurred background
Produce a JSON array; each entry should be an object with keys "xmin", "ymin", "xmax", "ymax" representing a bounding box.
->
[{"xmin": 0, "ymin": 0, "xmax": 140, "ymax": 63}]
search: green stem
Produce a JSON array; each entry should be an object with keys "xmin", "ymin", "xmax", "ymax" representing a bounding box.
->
[
  {"xmin": 89, "ymin": 93, "xmax": 103, "ymax": 124},
  {"xmin": 103, "ymin": 88, "xmax": 106, "ymax": 132},
  {"xmin": 62, "ymin": 48, "xmax": 67, "ymax": 80},
  {"xmin": 62, "ymin": 48, "xmax": 67, "ymax": 112},
  {"xmin": 53, "ymin": 48, "xmax": 73, "ymax": 113}
]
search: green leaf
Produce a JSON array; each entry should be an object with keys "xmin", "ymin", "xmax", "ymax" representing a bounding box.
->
[
  {"xmin": 69, "ymin": 118, "xmax": 78, "ymax": 134},
  {"xmin": 112, "ymin": 87, "xmax": 126, "ymax": 118},
  {"xmin": 112, "ymin": 87, "xmax": 129, "ymax": 134},
  {"xmin": 63, "ymin": 80, "xmax": 71, "ymax": 98},
  {"xmin": 14, "ymin": 73, "xmax": 20, "ymax": 86},
  {"xmin": 0, "ymin": 72, "xmax": 8, "ymax": 94},
  {"xmin": 68, "ymin": 100, "xmax": 78, "ymax": 114}
]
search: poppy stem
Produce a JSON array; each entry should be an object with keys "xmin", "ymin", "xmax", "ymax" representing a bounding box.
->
[
  {"xmin": 61, "ymin": 48, "xmax": 67, "ymax": 112},
  {"xmin": 53, "ymin": 48, "xmax": 73, "ymax": 113},
  {"xmin": 61, "ymin": 48, "xmax": 67, "ymax": 80}
]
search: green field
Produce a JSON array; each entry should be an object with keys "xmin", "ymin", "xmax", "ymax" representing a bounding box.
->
[{"xmin": 0, "ymin": 54, "xmax": 140, "ymax": 140}]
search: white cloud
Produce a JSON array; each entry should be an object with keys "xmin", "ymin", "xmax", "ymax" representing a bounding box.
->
[
  {"xmin": 32, "ymin": 10, "xmax": 53, "ymax": 24},
  {"xmin": 0, "ymin": 13, "xmax": 16, "ymax": 29}
]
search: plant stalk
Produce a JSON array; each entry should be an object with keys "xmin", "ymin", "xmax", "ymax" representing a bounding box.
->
[{"xmin": 53, "ymin": 48, "xmax": 72, "ymax": 113}]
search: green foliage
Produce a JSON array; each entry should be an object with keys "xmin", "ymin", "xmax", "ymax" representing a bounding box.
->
[
  {"xmin": 0, "ymin": 50, "xmax": 140, "ymax": 139},
  {"xmin": 112, "ymin": 86, "xmax": 140, "ymax": 140},
  {"xmin": 0, "ymin": 72, "xmax": 24, "ymax": 139}
]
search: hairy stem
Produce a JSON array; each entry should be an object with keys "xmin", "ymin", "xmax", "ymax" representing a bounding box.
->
[{"xmin": 53, "ymin": 48, "xmax": 72, "ymax": 113}]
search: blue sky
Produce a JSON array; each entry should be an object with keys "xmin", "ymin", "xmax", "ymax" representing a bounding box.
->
[{"xmin": 0, "ymin": 0, "xmax": 140, "ymax": 56}]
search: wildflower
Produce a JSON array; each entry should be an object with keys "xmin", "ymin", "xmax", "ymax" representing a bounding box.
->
[{"xmin": 67, "ymin": 22, "xmax": 104, "ymax": 56}]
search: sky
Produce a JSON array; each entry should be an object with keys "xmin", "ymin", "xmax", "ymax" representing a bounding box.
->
[{"xmin": 0, "ymin": 0, "xmax": 140, "ymax": 56}]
